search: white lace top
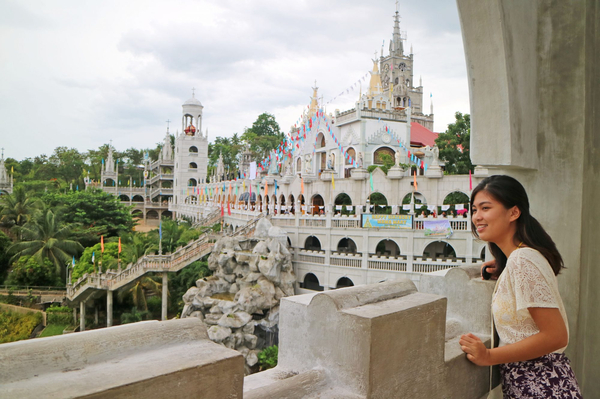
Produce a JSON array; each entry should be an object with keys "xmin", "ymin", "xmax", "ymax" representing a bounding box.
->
[{"xmin": 491, "ymin": 247, "xmax": 568, "ymax": 352}]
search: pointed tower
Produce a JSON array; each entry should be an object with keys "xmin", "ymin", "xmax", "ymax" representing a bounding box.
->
[
  {"xmin": 161, "ymin": 129, "xmax": 173, "ymax": 161},
  {"xmin": 101, "ymin": 144, "xmax": 118, "ymax": 188},
  {"xmin": 308, "ymin": 83, "xmax": 319, "ymax": 118},
  {"xmin": 0, "ymin": 149, "xmax": 13, "ymax": 194},
  {"xmin": 216, "ymin": 152, "xmax": 225, "ymax": 181}
]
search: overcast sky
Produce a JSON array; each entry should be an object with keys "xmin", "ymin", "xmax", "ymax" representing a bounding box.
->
[{"xmin": 0, "ymin": 0, "xmax": 469, "ymax": 162}]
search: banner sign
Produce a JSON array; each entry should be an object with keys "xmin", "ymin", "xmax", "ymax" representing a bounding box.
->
[
  {"xmin": 362, "ymin": 214, "xmax": 412, "ymax": 229},
  {"xmin": 423, "ymin": 219, "xmax": 453, "ymax": 238}
]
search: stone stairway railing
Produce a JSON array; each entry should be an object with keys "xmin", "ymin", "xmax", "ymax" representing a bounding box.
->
[
  {"xmin": 229, "ymin": 213, "xmax": 265, "ymax": 237},
  {"xmin": 192, "ymin": 208, "xmax": 222, "ymax": 229},
  {"xmin": 67, "ymin": 233, "xmax": 216, "ymax": 301}
]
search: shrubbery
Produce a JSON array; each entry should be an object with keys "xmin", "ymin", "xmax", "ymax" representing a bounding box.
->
[
  {"xmin": 46, "ymin": 306, "xmax": 73, "ymax": 325},
  {"xmin": 0, "ymin": 310, "xmax": 43, "ymax": 343},
  {"xmin": 257, "ymin": 345, "xmax": 278, "ymax": 371}
]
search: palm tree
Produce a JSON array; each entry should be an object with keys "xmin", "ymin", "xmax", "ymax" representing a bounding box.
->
[
  {"xmin": 0, "ymin": 187, "xmax": 41, "ymax": 234},
  {"xmin": 8, "ymin": 208, "xmax": 83, "ymax": 283},
  {"xmin": 118, "ymin": 276, "xmax": 167, "ymax": 312}
]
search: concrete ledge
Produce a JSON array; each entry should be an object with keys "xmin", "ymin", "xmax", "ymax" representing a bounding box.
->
[{"xmin": 0, "ymin": 318, "xmax": 244, "ymax": 399}]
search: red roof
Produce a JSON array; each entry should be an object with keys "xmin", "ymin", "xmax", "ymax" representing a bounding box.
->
[{"xmin": 410, "ymin": 122, "xmax": 438, "ymax": 147}]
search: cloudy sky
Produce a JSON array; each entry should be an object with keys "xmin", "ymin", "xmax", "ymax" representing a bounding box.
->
[{"xmin": 0, "ymin": 0, "xmax": 469, "ymax": 161}]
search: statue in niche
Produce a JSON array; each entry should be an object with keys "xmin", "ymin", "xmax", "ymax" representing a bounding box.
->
[
  {"xmin": 284, "ymin": 158, "xmax": 293, "ymax": 176},
  {"xmin": 357, "ymin": 152, "xmax": 364, "ymax": 168},
  {"xmin": 268, "ymin": 150, "xmax": 279, "ymax": 175},
  {"xmin": 327, "ymin": 153, "xmax": 335, "ymax": 170},
  {"xmin": 395, "ymin": 149, "xmax": 401, "ymax": 166},
  {"xmin": 431, "ymin": 145, "xmax": 440, "ymax": 165},
  {"xmin": 304, "ymin": 153, "xmax": 313, "ymax": 174}
]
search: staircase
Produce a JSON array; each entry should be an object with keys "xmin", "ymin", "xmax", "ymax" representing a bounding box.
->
[{"xmin": 67, "ymin": 209, "xmax": 264, "ymax": 303}]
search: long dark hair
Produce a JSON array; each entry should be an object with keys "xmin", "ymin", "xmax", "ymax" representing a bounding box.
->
[{"xmin": 470, "ymin": 175, "xmax": 563, "ymax": 277}]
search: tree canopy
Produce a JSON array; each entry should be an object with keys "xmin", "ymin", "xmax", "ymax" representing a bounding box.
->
[
  {"xmin": 241, "ymin": 113, "xmax": 284, "ymax": 161},
  {"xmin": 434, "ymin": 112, "xmax": 473, "ymax": 175}
]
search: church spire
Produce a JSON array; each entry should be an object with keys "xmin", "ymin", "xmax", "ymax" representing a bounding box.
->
[
  {"xmin": 392, "ymin": 8, "xmax": 403, "ymax": 56},
  {"xmin": 308, "ymin": 82, "xmax": 319, "ymax": 118}
]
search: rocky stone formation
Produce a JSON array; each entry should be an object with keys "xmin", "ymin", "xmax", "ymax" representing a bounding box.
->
[{"xmin": 182, "ymin": 218, "xmax": 295, "ymax": 372}]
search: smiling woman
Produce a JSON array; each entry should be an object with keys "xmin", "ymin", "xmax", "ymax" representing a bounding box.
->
[{"xmin": 461, "ymin": 175, "xmax": 581, "ymax": 398}]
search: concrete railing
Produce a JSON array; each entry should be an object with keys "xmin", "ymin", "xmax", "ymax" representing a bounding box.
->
[
  {"xmin": 0, "ymin": 318, "xmax": 243, "ymax": 398},
  {"xmin": 245, "ymin": 271, "xmax": 495, "ymax": 398}
]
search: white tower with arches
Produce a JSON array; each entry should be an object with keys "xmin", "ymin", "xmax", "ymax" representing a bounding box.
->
[{"xmin": 173, "ymin": 91, "xmax": 208, "ymax": 206}]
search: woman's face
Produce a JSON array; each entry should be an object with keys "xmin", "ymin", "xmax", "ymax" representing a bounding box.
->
[{"xmin": 471, "ymin": 190, "xmax": 517, "ymax": 244}]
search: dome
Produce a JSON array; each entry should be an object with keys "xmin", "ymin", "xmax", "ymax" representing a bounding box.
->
[{"xmin": 183, "ymin": 97, "xmax": 203, "ymax": 107}]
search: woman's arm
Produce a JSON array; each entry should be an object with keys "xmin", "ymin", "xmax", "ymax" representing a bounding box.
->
[{"xmin": 459, "ymin": 307, "xmax": 568, "ymax": 366}]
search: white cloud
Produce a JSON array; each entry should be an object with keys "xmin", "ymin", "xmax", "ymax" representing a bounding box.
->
[{"xmin": 0, "ymin": 0, "xmax": 469, "ymax": 160}]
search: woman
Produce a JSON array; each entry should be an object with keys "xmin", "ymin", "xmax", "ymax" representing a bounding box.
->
[{"xmin": 459, "ymin": 175, "xmax": 582, "ymax": 398}]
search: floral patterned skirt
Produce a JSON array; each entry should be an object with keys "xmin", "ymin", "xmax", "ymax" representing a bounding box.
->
[{"xmin": 499, "ymin": 353, "xmax": 582, "ymax": 398}]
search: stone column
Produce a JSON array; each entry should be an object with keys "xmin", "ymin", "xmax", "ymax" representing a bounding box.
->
[
  {"xmin": 107, "ymin": 290, "xmax": 113, "ymax": 327},
  {"xmin": 162, "ymin": 272, "xmax": 168, "ymax": 321},
  {"xmin": 73, "ymin": 307, "xmax": 77, "ymax": 325},
  {"xmin": 80, "ymin": 301, "xmax": 86, "ymax": 332}
]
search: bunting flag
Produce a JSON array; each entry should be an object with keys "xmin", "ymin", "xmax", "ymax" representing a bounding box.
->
[
  {"xmin": 264, "ymin": 181, "xmax": 268, "ymax": 197},
  {"xmin": 227, "ymin": 201, "xmax": 231, "ymax": 216},
  {"xmin": 469, "ymin": 170, "xmax": 473, "ymax": 191},
  {"xmin": 413, "ymin": 170, "xmax": 418, "ymax": 191},
  {"xmin": 159, "ymin": 221, "xmax": 162, "ymax": 240},
  {"xmin": 118, "ymin": 237, "xmax": 122, "ymax": 253},
  {"xmin": 92, "ymin": 251, "xmax": 95, "ymax": 264},
  {"xmin": 332, "ymin": 173, "xmax": 335, "ymax": 190},
  {"xmin": 221, "ymin": 204, "xmax": 224, "ymax": 217},
  {"xmin": 100, "ymin": 236, "xmax": 104, "ymax": 253},
  {"xmin": 370, "ymin": 173, "xmax": 374, "ymax": 191},
  {"xmin": 274, "ymin": 179, "xmax": 278, "ymax": 197},
  {"xmin": 301, "ymin": 178, "xmax": 304, "ymax": 194},
  {"xmin": 72, "ymin": 256, "xmax": 75, "ymax": 268}
]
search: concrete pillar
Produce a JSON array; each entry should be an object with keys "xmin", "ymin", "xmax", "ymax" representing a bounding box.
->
[
  {"xmin": 107, "ymin": 290, "xmax": 113, "ymax": 327},
  {"xmin": 80, "ymin": 301, "xmax": 86, "ymax": 332},
  {"xmin": 73, "ymin": 307, "xmax": 77, "ymax": 325},
  {"xmin": 161, "ymin": 272, "xmax": 168, "ymax": 321}
]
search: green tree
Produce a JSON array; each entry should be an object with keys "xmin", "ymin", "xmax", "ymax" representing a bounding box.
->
[
  {"xmin": 0, "ymin": 187, "xmax": 42, "ymax": 238},
  {"xmin": 71, "ymin": 242, "xmax": 132, "ymax": 281},
  {"xmin": 41, "ymin": 189, "xmax": 135, "ymax": 244},
  {"xmin": 434, "ymin": 112, "xmax": 473, "ymax": 174},
  {"xmin": 241, "ymin": 113, "xmax": 284, "ymax": 161},
  {"xmin": 208, "ymin": 133, "xmax": 243, "ymax": 179},
  {"xmin": 5, "ymin": 255, "xmax": 59, "ymax": 287},
  {"xmin": 118, "ymin": 276, "xmax": 165, "ymax": 312},
  {"xmin": 8, "ymin": 209, "xmax": 83, "ymax": 283},
  {"xmin": 49, "ymin": 147, "xmax": 85, "ymax": 187},
  {"xmin": 0, "ymin": 231, "xmax": 12, "ymax": 282}
]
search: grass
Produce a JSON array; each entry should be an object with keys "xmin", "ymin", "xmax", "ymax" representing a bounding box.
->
[{"xmin": 39, "ymin": 324, "xmax": 68, "ymax": 338}]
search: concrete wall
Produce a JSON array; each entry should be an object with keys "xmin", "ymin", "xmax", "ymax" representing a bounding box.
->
[
  {"xmin": 456, "ymin": 0, "xmax": 599, "ymax": 395},
  {"xmin": 0, "ymin": 318, "xmax": 244, "ymax": 399},
  {"xmin": 245, "ymin": 273, "xmax": 494, "ymax": 398}
]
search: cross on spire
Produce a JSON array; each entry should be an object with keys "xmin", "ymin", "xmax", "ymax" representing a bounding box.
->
[
  {"xmin": 166, "ymin": 119, "xmax": 171, "ymax": 132},
  {"xmin": 1, "ymin": 148, "xmax": 4, "ymax": 160},
  {"xmin": 396, "ymin": 0, "xmax": 400, "ymax": 13},
  {"xmin": 191, "ymin": 87, "xmax": 196, "ymax": 97}
]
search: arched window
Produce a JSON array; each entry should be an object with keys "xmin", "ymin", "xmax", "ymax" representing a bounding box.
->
[
  {"xmin": 337, "ymin": 238, "xmax": 357, "ymax": 254},
  {"xmin": 132, "ymin": 195, "xmax": 144, "ymax": 202},
  {"xmin": 311, "ymin": 194, "xmax": 324, "ymax": 215},
  {"xmin": 188, "ymin": 178, "xmax": 197, "ymax": 186},
  {"xmin": 373, "ymin": 146, "xmax": 395, "ymax": 165},
  {"xmin": 316, "ymin": 133, "xmax": 326, "ymax": 148},
  {"xmin": 304, "ymin": 236, "xmax": 322, "ymax": 251},
  {"xmin": 302, "ymin": 273, "xmax": 323, "ymax": 291},
  {"xmin": 296, "ymin": 157, "xmax": 301, "ymax": 173},
  {"xmin": 336, "ymin": 277, "xmax": 354, "ymax": 289},
  {"xmin": 375, "ymin": 239, "xmax": 400, "ymax": 257},
  {"xmin": 334, "ymin": 193, "xmax": 353, "ymax": 215},
  {"xmin": 423, "ymin": 241, "xmax": 457, "ymax": 259},
  {"xmin": 189, "ymin": 162, "xmax": 197, "ymax": 169},
  {"xmin": 346, "ymin": 148, "xmax": 356, "ymax": 165},
  {"xmin": 189, "ymin": 146, "xmax": 198, "ymax": 153}
]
